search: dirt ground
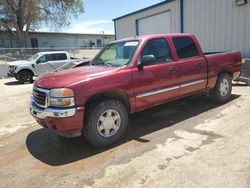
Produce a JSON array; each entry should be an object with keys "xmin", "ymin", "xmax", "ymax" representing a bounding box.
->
[
  {"xmin": 0, "ymin": 78, "xmax": 250, "ymax": 188},
  {"xmin": 0, "ymin": 78, "xmax": 34, "ymax": 139}
]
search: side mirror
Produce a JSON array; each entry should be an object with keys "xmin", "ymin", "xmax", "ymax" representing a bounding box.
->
[
  {"xmin": 138, "ymin": 55, "xmax": 156, "ymax": 69},
  {"xmin": 36, "ymin": 60, "xmax": 41, "ymax": 64}
]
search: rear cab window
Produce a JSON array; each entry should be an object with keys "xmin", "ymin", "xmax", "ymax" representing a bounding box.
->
[
  {"xmin": 172, "ymin": 36, "xmax": 199, "ymax": 59},
  {"xmin": 140, "ymin": 38, "xmax": 172, "ymax": 65}
]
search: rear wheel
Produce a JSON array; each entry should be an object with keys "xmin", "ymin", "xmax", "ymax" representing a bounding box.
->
[
  {"xmin": 18, "ymin": 70, "xmax": 33, "ymax": 84},
  {"xmin": 210, "ymin": 73, "xmax": 232, "ymax": 103},
  {"xmin": 84, "ymin": 99, "xmax": 128, "ymax": 147}
]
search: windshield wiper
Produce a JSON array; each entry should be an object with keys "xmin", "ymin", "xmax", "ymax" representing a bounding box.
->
[{"xmin": 92, "ymin": 58, "xmax": 113, "ymax": 67}]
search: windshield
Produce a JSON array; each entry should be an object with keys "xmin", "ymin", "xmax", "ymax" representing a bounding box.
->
[
  {"xmin": 91, "ymin": 40, "xmax": 139, "ymax": 67},
  {"xmin": 28, "ymin": 53, "xmax": 40, "ymax": 61}
]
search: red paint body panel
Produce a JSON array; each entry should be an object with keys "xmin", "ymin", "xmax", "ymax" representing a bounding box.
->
[
  {"xmin": 32, "ymin": 33, "xmax": 242, "ymax": 134},
  {"xmin": 35, "ymin": 66, "xmax": 121, "ymax": 89},
  {"xmin": 205, "ymin": 51, "xmax": 242, "ymax": 89}
]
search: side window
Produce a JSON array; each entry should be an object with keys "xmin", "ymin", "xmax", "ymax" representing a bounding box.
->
[
  {"xmin": 45, "ymin": 54, "xmax": 53, "ymax": 61},
  {"xmin": 53, "ymin": 53, "xmax": 67, "ymax": 60},
  {"xmin": 172, "ymin": 37, "xmax": 199, "ymax": 59},
  {"xmin": 38, "ymin": 55, "xmax": 46, "ymax": 63},
  {"xmin": 140, "ymin": 38, "xmax": 172, "ymax": 65}
]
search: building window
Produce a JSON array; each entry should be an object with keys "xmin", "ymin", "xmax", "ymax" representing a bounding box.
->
[{"xmin": 0, "ymin": 39, "xmax": 4, "ymax": 47}]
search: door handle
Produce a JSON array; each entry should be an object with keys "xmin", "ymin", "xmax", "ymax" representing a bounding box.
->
[
  {"xmin": 169, "ymin": 67, "xmax": 177, "ymax": 73},
  {"xmin": 196, "ymin": 62, "xmax": 203, "ymax": 69}
]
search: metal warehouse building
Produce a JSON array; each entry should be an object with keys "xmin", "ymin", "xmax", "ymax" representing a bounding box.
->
[{"xmin": 113, "ymin": 0, "xmax": 250, "ymax": 58}]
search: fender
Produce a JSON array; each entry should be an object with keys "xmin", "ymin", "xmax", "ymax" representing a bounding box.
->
[{"xmin": 15, "ymin": 65, "xmax": 36, "ymax": 76}]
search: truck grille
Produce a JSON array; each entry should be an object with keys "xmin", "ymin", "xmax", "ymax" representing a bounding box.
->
[{"xmin": 32, "ymin": 87, "xmax": 49, "ymax": 108}]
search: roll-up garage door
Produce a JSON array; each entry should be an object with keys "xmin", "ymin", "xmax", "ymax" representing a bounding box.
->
[{"xmin": 137, "ymin": 11, "xmax": 171, "ymax": 36}]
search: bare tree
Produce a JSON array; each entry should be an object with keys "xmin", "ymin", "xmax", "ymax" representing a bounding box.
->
[{"xmin": 0, "ymin": 0, "xmax": 84, "ymax": 47}]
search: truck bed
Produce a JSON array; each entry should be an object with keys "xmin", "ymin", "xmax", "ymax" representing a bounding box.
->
[
  {"xmin": 203, "ymin": 51, "xmax": 226, "ymax": 55},
  {"xmin": 204, "ymin": 51, "xmax": 242, "ymax": 89}
]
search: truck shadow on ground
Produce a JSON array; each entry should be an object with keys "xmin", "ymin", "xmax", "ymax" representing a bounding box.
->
[
  {"xmin": 233, "ymin": 82, "xmax": 250, "ymax": 87},
  {"xmin": 4, "ymin": 81, "xmax": 32, "ymax": 86},
  {"xmin": 26, "ymin": 94, "xmax": 240, "ymax": 166}
]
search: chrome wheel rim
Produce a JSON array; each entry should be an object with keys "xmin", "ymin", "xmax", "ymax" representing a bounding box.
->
[
  {"xmin": 220, "ymin": 78, "xmax": 230, "ymax": 96},
  {"xmin": 97, "ymin": 109, "xmax": 121, "ymax": 138}
]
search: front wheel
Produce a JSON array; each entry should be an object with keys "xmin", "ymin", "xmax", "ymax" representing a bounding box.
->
[
  {"xmin": 84, "ymin": 99, "xmax": 128, "ymax": 147},
  {"xmin": 210, "ymin": 73, "xmax": 232, "ymax": 103},
  {"xmin": 18, "ymin": 70, "xmax": 33, "ymax": 84}
]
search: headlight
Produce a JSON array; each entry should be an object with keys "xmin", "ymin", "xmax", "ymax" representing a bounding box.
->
[
  {"xmin": 49, "ymin": 88, "xmax": 75, "ymax": 107},
  {"xmin": 9, "ymin": 66, "xmax": 16, "ymax": 73}
]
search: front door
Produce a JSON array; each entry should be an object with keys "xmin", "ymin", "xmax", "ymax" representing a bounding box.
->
[
  {"xmin": 34, "ymin": 54, "xmax": 54, "ymax": 76},
  {"xmin": 132, "ymin": 38, "xmax": 179, "ymax": 111},
  {"xmin": 97, "ymin": 39, "xmax": 102, "ymax": 47},
  {"xmin": 31, "ymin": 38, "xmax": 38, "ymax": 48}
]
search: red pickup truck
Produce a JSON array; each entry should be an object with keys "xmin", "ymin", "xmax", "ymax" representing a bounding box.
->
[{"xmin": 30, "ymin": 33, "xmax": 241, "ymax": 147}]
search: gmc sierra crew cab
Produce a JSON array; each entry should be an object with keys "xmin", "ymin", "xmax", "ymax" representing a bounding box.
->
[{"xmin": 30, "ymin": 34, "xmax": 241, "ymax": 147}]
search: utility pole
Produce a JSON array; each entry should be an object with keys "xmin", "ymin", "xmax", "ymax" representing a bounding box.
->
[{"xmin": 100, "ymin": 30, "xmax": 104, "ymax": 47}]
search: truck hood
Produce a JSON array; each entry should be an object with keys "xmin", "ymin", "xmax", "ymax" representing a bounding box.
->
[
  {"xmin": 35, "ymin": 66, "xmax": 121, "ymax": 89},
  {"xmin": 8, "ymin": 60, "xmax": 33, "ymax": 66}
]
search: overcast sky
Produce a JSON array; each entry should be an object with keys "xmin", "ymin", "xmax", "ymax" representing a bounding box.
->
[{"xmin": 39, "ymin": 0, "xmax": 165, "ymax": 34}]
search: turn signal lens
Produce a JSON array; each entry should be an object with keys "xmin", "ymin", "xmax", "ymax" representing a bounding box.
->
[
  {"xmin": 63, "ymin": 89, "xmax": 74, "ymax": 97},
  {"xmin": 61, "ymin": 100, "xmax": 72, "ymax": 106},
  {"xmin": 49, "ymin": 97, "xmax": 75, "ymax": 107}
]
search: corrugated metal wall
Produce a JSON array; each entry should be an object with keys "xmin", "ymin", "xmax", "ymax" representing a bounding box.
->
[
  {"xmin": 184, "ymin": 0, "xmax": 250, "ymax": 58},
  {"xmin": 115, "ymin": 1, "xmax": 180, "ymax": 39}
]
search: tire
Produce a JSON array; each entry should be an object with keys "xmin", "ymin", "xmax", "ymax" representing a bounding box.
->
[
  {"xmin": 247, "ymin": 80, "xmax": 250, "ymax": 86},
  {"xmin": 210, "ymin": 73, "xmax": 232, "ymax": 103},
  {"xmin": 18, "ymin": 70, "xmax": 33, "ymax": 84},
  {"xmin": 84, "ymin": 99, "xmax": 128, "ymax": 147}
]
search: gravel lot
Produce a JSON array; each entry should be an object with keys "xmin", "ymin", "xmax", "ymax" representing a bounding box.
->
[{"xmin": 0, "ymin": 78, "xmax": 250, "ymax": 188}]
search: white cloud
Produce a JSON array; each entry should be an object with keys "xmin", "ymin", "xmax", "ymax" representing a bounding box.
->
[
  {"xmin": 64, "ymin": 20, "xmax": 114, "ymax": 34},
  {"xmin": 38, "ymin": 20, "xmax": 114, "ymax": 34}
]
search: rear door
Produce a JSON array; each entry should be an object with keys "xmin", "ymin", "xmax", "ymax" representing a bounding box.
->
[
  {"xmin": 172, "ymin": 36, "xmax": 207, "ymax": 95},
  {"xmin": 47, "ymin": 53, "xmax": 69, "ymax": 69},
  {"xmin": 132, "ymin": 38, "xmax": 179, "ymax": 111}
]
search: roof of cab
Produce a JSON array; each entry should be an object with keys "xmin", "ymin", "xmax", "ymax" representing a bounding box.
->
[
  {"xmin": 111, "ymin": 33, "xmax": 195, "ymax": 43},
  {"xmin": 39, "ymin": 51, "xmax": 68, "ymax": 55}
]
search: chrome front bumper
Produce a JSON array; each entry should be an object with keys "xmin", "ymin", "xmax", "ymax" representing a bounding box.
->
[{"xmin": 30, "ymin": 98, "xmax": 76, "ymax": 119}]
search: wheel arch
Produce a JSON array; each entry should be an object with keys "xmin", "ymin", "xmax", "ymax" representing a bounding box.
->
[
  {"xmin": 85, "ymin": 90, "xmax": 131, "ymax": 112},
  {"xmin": 17, "ymin": 68, "xmax": 35, "ymax": 76},
  {"xmin": 218, "ymin": 68, "xmax": 233, "ymax": 79}
]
